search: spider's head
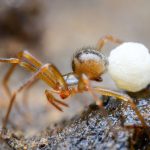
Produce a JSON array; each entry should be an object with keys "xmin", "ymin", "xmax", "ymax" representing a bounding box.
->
[{"xmin": 72, "ymin": 47, "xmax": 108, "ymax": 81}]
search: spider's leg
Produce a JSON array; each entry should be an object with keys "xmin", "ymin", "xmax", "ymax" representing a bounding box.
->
[
  {"xmin": 2, "ymin": 64, "xmax": 55, "ymax": 129},
  {"xmin": 78, "ymin": 74, "xmax": 102, "ymax": 105},
  {"xmin": 96, "ymin": 35, "xmax": 123, "ymax": 50},
  {"xmin": 0, "ymin": 58, "xmax": 20, "ymax": 98},
  {"xmin": 46, "ymin": 64, "xmax": 68, "ymax": 89},
  {"xmin": 1, "ymin": 50, "xmax": 42, "ymax": 98},
  {"xmin": 93, "ymin": 87, "xmax": 147, "ymax": 127},
  {"xmin": 75, "ymin": 74, "xmax": 118, "ymax": 133},
  {"xmin": 15, "ymin": 51, "xmax": 42, "ymax": 106},
  {"xmin": 18, "ymin": 51, "xmax": 67, "ymax": 89},
  {"xmin": 1, "ymin": 51, "xmax": 52, "ymax": 107},
  {"xmin": 77, "ymin": 74, "xmax": 110, "ymax": 119},
  {"xmin": 0, "ymin": 58, "xmax": 38, "ymax": 118},
  {"xmin": 0, "ymin": 58, "xmax": 25, "ymax": 116},
  {"xmin": 45, "ymin": 90, "xmax": 69, "ymax": 112},
  {"xmin": 1, "ymin": 52, "xmax": 69, "ymax": 128}
]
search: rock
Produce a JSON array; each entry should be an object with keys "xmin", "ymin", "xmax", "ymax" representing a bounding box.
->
[{"xmin": 1, "ymin": 96, "xmax": 149, "ymax": 150}]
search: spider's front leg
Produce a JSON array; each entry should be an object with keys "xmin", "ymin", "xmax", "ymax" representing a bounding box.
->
[
  {"xmin": 0, "ymin": 52, "xmax": 40, "ymax": 121},
  {"xmin": 2, "ymin": 63, "xmax": 64, "ymax": 129},
  {"xmin": 2, "ymin": 61, "xmax": 72, "ymax": 128},
  {"xmin": 1, "ymin": 51, "xmax": 40, "ymax": 100}
]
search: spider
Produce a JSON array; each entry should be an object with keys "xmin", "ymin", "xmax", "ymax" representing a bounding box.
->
[{"xmin": 0, "ymin": 35, "xmax": 147, "ymax": 129}]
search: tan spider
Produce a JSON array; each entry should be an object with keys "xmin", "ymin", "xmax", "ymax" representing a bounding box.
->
[{"xmin": 0, "ymin": 35, "xmax": 147, "ymax": 129}]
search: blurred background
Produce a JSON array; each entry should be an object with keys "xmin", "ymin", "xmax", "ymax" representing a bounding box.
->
[{"xmin": 0, "ymin": 0, "xmax": 150, "ymax": 136}]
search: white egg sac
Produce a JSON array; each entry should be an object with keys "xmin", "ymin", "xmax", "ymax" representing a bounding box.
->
[{"xmin": 108, "ymin": 42, "xmax": 150, "ymax": 92}]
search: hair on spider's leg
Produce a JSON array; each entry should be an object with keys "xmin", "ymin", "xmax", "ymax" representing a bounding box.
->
[
  {"xmin": 94, "ymin": 87, "xmax": 147, "ymax": 127},
  {"xmin": 96, "ymin": 35, "xmax": 123, "ymax": 50}
]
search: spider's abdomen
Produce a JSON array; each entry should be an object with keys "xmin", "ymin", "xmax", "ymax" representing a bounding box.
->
[{"xmin": 72, "ymin": 48, "xmax": 108, "ymax": 80}]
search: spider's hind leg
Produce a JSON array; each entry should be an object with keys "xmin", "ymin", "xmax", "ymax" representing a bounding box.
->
[
  {"xmin": 2, "ymin": 63, "xmax": 49, "ymax": 129},
  {"xmin": 96, "ymin": 35, "xmax": 123, "ymax": 50},
  {"xmin": 76, "ymin": 74, "xmax": 147, "ymax": 129},
  {"xmin": 93, "ymin": 87, "xmax": 147, "ymax": 127}
]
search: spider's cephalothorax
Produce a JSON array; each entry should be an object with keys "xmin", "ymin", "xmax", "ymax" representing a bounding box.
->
[{"xmin": 72, "ymin": 47, "xmax": 108, "ymax": 80}]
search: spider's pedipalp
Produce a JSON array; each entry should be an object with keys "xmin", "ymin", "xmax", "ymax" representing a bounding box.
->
[{"xmin": 45, "ymin": 90, "xmax": 69, "ymax": 112}]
